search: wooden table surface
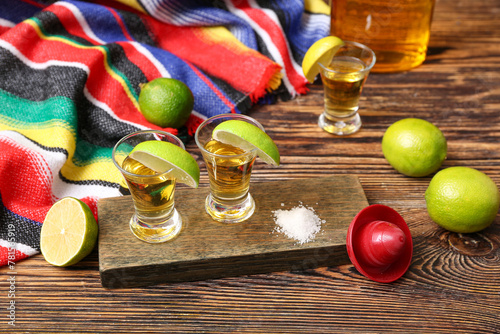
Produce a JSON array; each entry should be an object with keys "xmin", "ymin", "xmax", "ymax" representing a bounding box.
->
[{"xmin": 2, "ymin": 0, "xmax": 500, "ymax": 332}]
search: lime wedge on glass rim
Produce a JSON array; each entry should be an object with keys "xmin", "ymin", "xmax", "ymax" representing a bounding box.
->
[
  {"xmin": 129, "ymin": 141, "xmax": 200, "ymax": 188},
  {"xmin": 302, "ymin": 36, "xmax": 345, "ymax": 83},
  {"xmin": 212, "ymin": 120, "xmax": 280, "ymax": 166},
  {"xmin": 40, "ymin": 197, "xmax": 98, "ymax": 267}
]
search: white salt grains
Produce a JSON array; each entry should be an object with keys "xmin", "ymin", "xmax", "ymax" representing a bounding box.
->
[{"xmin": 272, "ymin": 203, "xmax": 325, "ymax": 244}]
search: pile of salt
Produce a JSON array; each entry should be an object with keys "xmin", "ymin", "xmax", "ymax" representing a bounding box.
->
[{"xmin": 272, "ymin": 204, "xmax": 324, "ymax": 244}]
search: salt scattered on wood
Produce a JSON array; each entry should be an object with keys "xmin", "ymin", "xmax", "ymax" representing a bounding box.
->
[{"xmin": 272, "ymin": 203, "xmax": 325, "ymax": 244}]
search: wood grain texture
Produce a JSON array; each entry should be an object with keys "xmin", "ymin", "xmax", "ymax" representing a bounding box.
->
[
  {"xmin": 1, "ymin": 0, "xmax": 500, "ymax": 332},
  {"xmin": 98, "ymin": 176, "xmax": 367, "ymax": 288}
]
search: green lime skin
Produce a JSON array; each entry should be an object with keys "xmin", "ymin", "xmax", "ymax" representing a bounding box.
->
[
  {"xmin": 130, "ymin": 141, "xmax": 200, "ymax": 188},
  {"xmin": 425, "ymin": 167, "xmax": 500, "ymax": 233},
  {"xmin": 382, "ymin": 118, "xmax": 447, "ymax": 177},
  {"xmin": 138, "ymin": 78, "xmax": 194, "ymax": 128},
  {"xmin": 213, "ymin": 120, "xmax": 280, "ymax": 166},
  {"xmin": 64, "ymin": 199, "xmax": 98, "ymax": 266}
]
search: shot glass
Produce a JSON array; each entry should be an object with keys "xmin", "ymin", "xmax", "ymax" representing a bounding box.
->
[
  {"xmin": 112, "ymin": 130, "xmax": 184, "ymax": 243},
  {"xmin": 195, "ymin": 114, "xmax": 260, "ymax": 223},
  {"xmin": 318, "ymin": 41, "xmax": 376, "ymax": 135}
]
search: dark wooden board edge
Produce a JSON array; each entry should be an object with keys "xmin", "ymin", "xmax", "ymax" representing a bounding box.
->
[{"xmin": 100, "ymin": 244, "xmax": 350, "ymax": 288}]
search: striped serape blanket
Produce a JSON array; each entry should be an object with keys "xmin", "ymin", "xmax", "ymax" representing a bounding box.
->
[{"xmin": 0, "ymin": 0, "xmax": 330, "ymax": 265}]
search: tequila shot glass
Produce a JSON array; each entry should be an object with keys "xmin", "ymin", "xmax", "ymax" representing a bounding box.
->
[
  {"xmin": 195, "ymin": 114, "xmax": 262, "ymax": 223},
  {"xmin": 318, "ymin": 41, "xmax": 376, "ymax": 135},
  {"xmin": 112, "ymin": 130, "xmax": 184, "ymax": 243}
]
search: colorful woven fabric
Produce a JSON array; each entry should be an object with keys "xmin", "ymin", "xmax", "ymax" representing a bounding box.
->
[{"xmin": 0, "ymin": 0, "xmax": 329, "ymax": 266}]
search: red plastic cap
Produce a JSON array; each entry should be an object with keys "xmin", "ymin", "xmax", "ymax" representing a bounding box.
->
[{"xmin": 346, "ymin": 204, "xmax": 413, "ymax": 283}]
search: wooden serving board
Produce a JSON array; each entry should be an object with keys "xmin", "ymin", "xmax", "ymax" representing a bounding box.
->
[{"xmin": 98, "ymin": 175, "xmax": 368, "ymax": 288}]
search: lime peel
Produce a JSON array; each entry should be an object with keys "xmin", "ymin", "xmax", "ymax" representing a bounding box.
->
[
  {"xmin": 212, "ymin": 120, "xmax": 280, "ymax": 166},
  {"xmin": 129, "ymin": 141, "xmax": 200, "ymax": 188}
]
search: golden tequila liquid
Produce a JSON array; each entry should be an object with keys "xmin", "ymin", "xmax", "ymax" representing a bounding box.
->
[
  {"xmin": 203, "ymin": 139, "xmax": 256, "ymax": 201},
  {"xmin": 121, "ymin": 155, "xmax": 176, "ymax": 223},
  {"xmin": 330, "ymin": 0, "xmax": 435, "ymax": 72},
  {"xmin": 321, "ymin": 56, "xmax": 368, "ymax": 119}
]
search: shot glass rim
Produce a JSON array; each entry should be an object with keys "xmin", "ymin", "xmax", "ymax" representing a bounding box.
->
[
  {"xmin": 194, "ymin": 113, "xmax": 263, "ymax": 159},
  {"xmin": 318, "ymin": 40, "xmax": 377, "ymax": 74},
  {"xmin": 112, "ymin": 129, "xmax": 185, "ymax": 179}
]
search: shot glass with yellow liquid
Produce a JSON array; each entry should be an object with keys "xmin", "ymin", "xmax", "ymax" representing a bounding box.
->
[
  {"xmin": 318, "ymin": 41, "xmax": 375, "ymax": 135},
  {"xmin": 112, "ymin": 130, "xmax": 199, "ymax": 243},
  {"xmin": 195, "ymin": 114, "xmax": 280, "ymax": 223}
]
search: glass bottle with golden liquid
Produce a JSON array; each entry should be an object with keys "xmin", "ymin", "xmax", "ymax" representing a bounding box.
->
[{"xmin": 330, "ymin": 0, "xmax": 436, "ymax": 72}]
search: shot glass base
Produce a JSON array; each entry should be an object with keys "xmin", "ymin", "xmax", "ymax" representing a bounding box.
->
[
  {"xmin": 129, "ymin": 209, "xmax": 183, "ymax": 243},
  {"xmin": 205, "ymin": 193, "xmax": 255, "ymax": 223},
  {"xmin": 319, "ymin": 112, "xmax": 362, "ymax": 135}
]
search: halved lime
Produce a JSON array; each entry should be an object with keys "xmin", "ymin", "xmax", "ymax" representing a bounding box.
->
[
  {"xmin": 302, "ymin": 36, "xmax": 345, "ymax": 83},
  {"xmin": 212, "ymin": 120, "xmax": 280, "ymax": 166},
  {"xmin": 129, "ymin": 141, "xmax": 200, "ymax": 188},
  {"xmin": 40, "ymin": 197, "xmax": 98, "ymax": 267}
]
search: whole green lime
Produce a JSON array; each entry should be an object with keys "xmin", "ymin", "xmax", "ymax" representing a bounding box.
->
[
  {"xmin": 382, "ymin": 118, "xmax": 447, "ymax": 177},
  {"xmin": 425, "ymin": 167, "xmax": 500, "ymax": 233},
  {"xmin": 138, "ymin": 78, "xmax": 194, "ymax": 128}
]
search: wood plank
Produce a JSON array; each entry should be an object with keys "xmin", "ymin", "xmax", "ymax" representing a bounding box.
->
[{"xmin": 98, "ymin": 175, "xmax": 368, "ymax": 288}]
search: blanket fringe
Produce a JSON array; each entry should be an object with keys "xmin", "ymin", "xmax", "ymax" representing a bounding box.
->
[{"xmin": 249, "ymin": 63, "xmax": 283, "ymax": 103}]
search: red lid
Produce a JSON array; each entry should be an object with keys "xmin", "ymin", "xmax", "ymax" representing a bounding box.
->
[{"xmin": 346, "ymin": 204, "xmax": 413, "ymax": 283}]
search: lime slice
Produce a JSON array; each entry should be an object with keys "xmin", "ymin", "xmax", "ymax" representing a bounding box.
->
[
  {"xmin": 40, "ymin": 197, "xmax": 98, "ymax": 267},
  {"xmin": 129, "ymin": 141, "xmax": 200, "ymax": 188},
  {"xmin": 212, "ymin": 120, "xmax": 280, "ymax": 166},
  {"xmin": 302, "ymin": 36, "xmax": 345, "ymax": 83}
]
